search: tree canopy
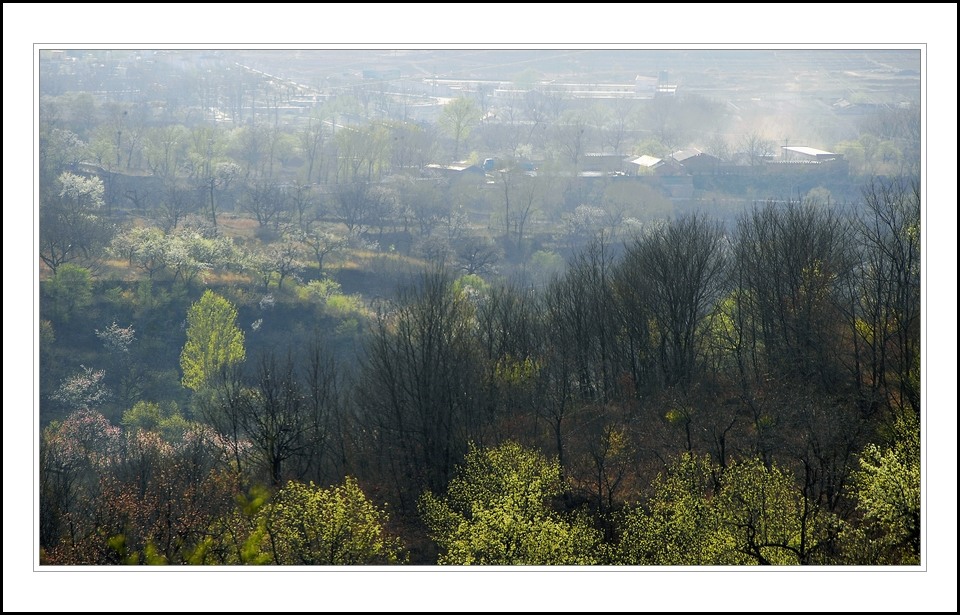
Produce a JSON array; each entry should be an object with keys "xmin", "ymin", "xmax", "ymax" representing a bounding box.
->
[
  {"xmin": 180, "ymin": 290, "xmax": 246, "ymax": 391},
  {"xmin": 257, "ymin": 478, "xmax": 404, "ymax": 565},
  {"xmin": 419, "ymin": 441, "xmax": 603, "ymax": 565}
]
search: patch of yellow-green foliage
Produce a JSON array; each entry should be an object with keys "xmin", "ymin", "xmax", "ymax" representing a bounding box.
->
[
  {"xmin": 180, "ymin": 290, "xmax": 246, "ymax": 391},
  {"xmin": 255, "ymin": 478, "xmax": 404, "ymax": 565},
  {"xmin": 419, "ymin": 442, "xmax": 603, "ymax": 565},
  {"xmin": 615, "ymin": 452, "xmax": 840, "ymax": 565},
  {"xmin": 844, "ymin": 409, "xmax": 920, "ymax": 564}
]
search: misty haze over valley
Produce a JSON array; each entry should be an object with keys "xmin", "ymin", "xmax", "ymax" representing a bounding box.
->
[{"xmin": 35, "ymin": 47, "xmax": 925, "ymax": 573}]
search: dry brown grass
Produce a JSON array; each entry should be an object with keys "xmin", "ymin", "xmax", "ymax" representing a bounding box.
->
[
  {"xmin": 97, "ymin": 258, "xmax": 142, "ymax": 282},
  {"xmin": 339, "ymin": 249, "xmax": 429, "ymax": 272},
  {"xmin": 216, "ymin": 214, "xmax": 260, "ymax": 240},
  {"xmin": 204, "ymin": 270, "xmax": 254, "ymax": 286}
]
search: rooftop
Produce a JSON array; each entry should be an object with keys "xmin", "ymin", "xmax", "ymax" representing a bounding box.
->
[
  {"xmin": 629, "ymin": 155, "xmax": 663, "ymax": 167},
  {"xmin": 781, "ymin": 146, "xmax": 838, "ymax": 157},
  {"xmin": 672, "ymin": 148, "xmax": 706, "ymax": 162}
]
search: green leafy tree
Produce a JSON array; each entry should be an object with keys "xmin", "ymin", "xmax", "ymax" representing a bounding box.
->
[
  {"xmin": 121, "ymin": 400, "xmax": 164, "ymax": 432},
  {"xmin": 616, "ymin": 452, "xmax": 839, "ymax": 565},
  {"xmin": 120, "ymin": 400, "xmax": 192, "ymax": 443},
  {"xmin": 180, "ymin": 290, "xmax": 246, "ymax": 391},
  {"xmin": 614, "ymin": 452, "xmax": 726, "ymax": 565},
  {"xmin": 844, "ymin": 410, "xmax": 920, "ymax": 564},
  {"xmin": 715, "ymin": 457, "xmax": 832, "ymax": 565},
  {"xmin": 419, "ymin": 442, "xmax": 603, "ymax": 565},
  {"xmin": 44, "ymin": 263, "xmax": 93, "ymax": 323},
  {"xmin": 439, "ymin": 96, "xmax": 478, "ymax": 160},
  {"xmin": 258, "ymin": 478, "xmax": 404, "ymax": 565}
]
